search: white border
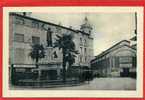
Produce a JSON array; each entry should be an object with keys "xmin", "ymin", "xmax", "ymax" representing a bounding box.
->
[{"xmin": 3, "ymin": 7, "xmax": 144, "ymax": 98}]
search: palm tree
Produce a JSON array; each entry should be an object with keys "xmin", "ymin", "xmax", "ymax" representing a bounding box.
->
[
  {"xmin": 53, "ymin": 34, "xmax": 79, "ymax": 83},
  {"xmin": 67, "ymin": 53, "xmax": 76, "ymax": 68},
  {"xmin": 29, "ymin": 44, "xmax": 45, "ymax": 68}
]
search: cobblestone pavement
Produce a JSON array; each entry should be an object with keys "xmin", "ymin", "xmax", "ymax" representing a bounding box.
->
[
  {"xmin": 50, "ymin": 77, "xmax": 136, "ymax": 90},
  {"xmin": 10, "ymin": 77, "xmax": 136, "ymax": 90}
]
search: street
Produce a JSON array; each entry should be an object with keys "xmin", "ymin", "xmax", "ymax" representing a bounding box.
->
[
  {"xmin": 50, "ymin": 77, "xmax": 136, "ymax": 90},
  {"xmin": 11, "ymin": 77, "xmax": 136, "ymax": 90}
]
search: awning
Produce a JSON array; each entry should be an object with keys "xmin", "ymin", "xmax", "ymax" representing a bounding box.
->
[{"xmin": 13, "ymin": 64, "xmax": 36, "ymax": 68}]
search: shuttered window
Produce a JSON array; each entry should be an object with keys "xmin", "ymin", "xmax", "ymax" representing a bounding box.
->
[
  {"xmin": 15, "ymin": 17, "xmax": 25, "ymax": 24},
  {"xmin": 14, "ymin": 33, "xmax": 24, "ymax": 42},
  {"xmin": 32, "ymin": 36, "xmax": 40, "ymax": 44}
]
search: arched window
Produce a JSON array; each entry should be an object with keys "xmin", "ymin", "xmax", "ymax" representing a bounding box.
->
[{"xmin": 80, "ymin": 37, "xmax": 83, "ymax": 45}]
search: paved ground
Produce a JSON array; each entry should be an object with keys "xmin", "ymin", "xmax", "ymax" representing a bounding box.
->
[
  {"xmin": 11, "ymin": 77, "xmax": 136, "ymax": 90},
  {"xmin": 50, "ymin": 77, "xmax": 136, "ymax": 90}
]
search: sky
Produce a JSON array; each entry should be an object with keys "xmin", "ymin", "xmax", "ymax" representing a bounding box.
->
[{"xmin": 31, "ymin": 12, "xmax": 135, "ymax": 56}]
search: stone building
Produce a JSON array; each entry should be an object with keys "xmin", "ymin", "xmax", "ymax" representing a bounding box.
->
[
  {"xmin": 9, "ymin": 12, "xmax": 94, "ymax": 80},
  {"xmin": 91, "ymin": 40, "xmax": 136, "ymax": 77}
]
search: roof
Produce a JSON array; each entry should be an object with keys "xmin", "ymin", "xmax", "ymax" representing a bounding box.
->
[
  {"xmin": 10, "ymin": 13, "xmax": 78, "ymax": 33},
  {"xmin": 130, "ymin": 36, "xmax": 137, "ymax": 41},
  {"xmin": 91, "ymin": 40, "xmax": 136, "ymax": 63},
  {"xmin": 76, "ymin": 30, "xmax": 90, "ymax": 36},
  {"xmin": 131, "ymin": 44, "xmax": 137, "ymax": 50}
]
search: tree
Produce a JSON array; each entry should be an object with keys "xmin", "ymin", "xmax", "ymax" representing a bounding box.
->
[
  {"xmin": 67, "ymin": 53, "xmax": 76, "ymax": 68},
  {"xmin": 29, "ymin": 44, "xmax": 45, "ymax": 68},
  {"xmin": 53, "ymin": 34, "xmax": 79, "ymax": 83}
]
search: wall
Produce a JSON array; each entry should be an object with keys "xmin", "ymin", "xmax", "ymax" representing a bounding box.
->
[{"xmin": 9, "ymin": 14, "xmax": 94, "ymax": 69}]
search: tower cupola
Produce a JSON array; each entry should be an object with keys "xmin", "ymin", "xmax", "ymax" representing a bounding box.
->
[{"xmin": 80, "ymin": 17, "xmax": 92, "ymax": 34}]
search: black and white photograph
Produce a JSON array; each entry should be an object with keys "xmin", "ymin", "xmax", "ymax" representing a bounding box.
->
[{"xmin": 3, "ymin": 7, "xmax": 143, "ymax": 97}]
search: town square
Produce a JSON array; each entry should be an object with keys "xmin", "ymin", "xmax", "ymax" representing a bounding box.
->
[{"xmin": 9, "ymin": 11, "xmax": 137, "ymax": 90}]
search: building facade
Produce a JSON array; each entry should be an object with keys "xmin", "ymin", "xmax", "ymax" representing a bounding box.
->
[
  {"xmin": 91, "ymin": 40, "xmax": 136, "ymax": 77},
  {"xmin": 9, "ymin": 13, "xmax": 94, "ymax": 80}
]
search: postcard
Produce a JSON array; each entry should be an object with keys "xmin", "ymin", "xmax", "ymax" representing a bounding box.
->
[{"xmin": 2, "ymin": 7, "xmax": 144, "ymax": 98}]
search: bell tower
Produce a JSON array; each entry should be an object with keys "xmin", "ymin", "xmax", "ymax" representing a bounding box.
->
[{"xmin": 80, "ymin": 17, "xmax": 92, "ymax": 35}]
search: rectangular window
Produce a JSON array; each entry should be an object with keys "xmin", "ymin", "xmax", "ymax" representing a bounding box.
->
[
  {"xmin": 80, "ymin": 56, "xmax": 83, "ymax": 63},
  {"xmin": 115, "ymin": 57, "xmax": 119, "ymax": 68},
  {"xmin": 84, "ymin": 48, "xmax": 87, "ymax": 53},
  {"xmin": 32, "ymin": 36, "xmax": 40, "ymax": 44},
  {"xmin": 32, "ymin": 21, "xmax": 39, "ymax": 28},
  {"xmin": 119, "ymin": 56, "xmax": 133, "ymax": 68},
  {"xmin": 80, "ymin": 38, "xmax": 83, "ymax": 45},
  {"xmin": 120, "ymin": 64, "xmax": 132, "ymax": 68},
  {"xmin": 15, "ymin": 17, "xmax": 24, "ymax": 24},
  {"xmin": 119, "ymin": 56, "xmax": 132, "ymax": 64},
  {"xmin": 80, "ymin": 47, "xmax": 82, "ymax": 54},
  {"xmin": 14, "ymin": 33, "xmax": 24, "ymax": 42},
  {"xmin": 85, "ymin": 56, "xmax": 87, "ymax": 62},
  {"xmin": 84, "ymin": 39, "xmax": 87, "ymax": 46}
]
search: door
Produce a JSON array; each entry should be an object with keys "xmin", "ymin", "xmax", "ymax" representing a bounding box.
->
[{"xmin": 122, "ymin": 68, "xmax": 129, "ymax": 77}]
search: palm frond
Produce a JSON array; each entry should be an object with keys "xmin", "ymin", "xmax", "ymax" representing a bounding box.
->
[{"xmin": 56, "ymin": 34, "xmax": 62, "ymax": 39}]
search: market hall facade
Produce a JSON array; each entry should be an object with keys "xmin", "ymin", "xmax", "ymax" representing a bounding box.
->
[{"xmin": 91, "ymin": 40, "xmax": 136, "ymax": 77}]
